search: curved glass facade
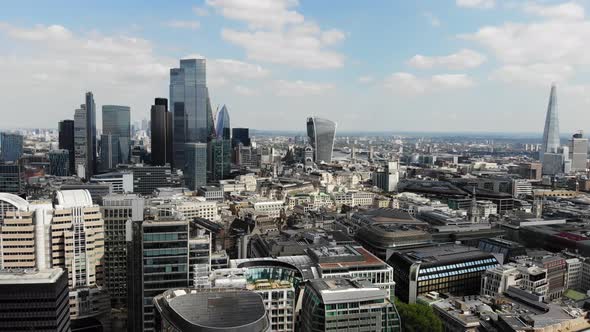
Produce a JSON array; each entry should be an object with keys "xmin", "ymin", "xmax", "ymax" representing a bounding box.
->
[{"xmin": 306, "ymin": 117, "xmax": 336, "ymax": 164}]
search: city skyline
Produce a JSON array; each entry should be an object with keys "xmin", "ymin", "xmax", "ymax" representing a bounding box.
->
[{"xmin": 3, "ymin": 0, "xmax": 590, "ymax": 133}]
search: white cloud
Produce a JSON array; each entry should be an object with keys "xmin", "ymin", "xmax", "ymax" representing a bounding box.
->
[
  {"xmin": 273, "ymin": 80, "xmax": 334, "ymax": 96},
  {"xmin": 209, "ymin": 0, "xmax": 345, "ymax": 69},
  {"xmin": 164, "ymin": 20, "xmax": 200, "ymax": 30},
  {"xmin": 523, "ymin": 2, "xmax": 585, "ymax": 20},
  {"xmin": 233, "ymin": 85, "xmax": 257, "ymax": 96},
  {"xmin": 384, "ymin": 72, "xmax": 474, "ymax": 95},
  {"xmin": 423, "ymin": 12, "xmax": 441, "ymax": 27},
  {"xmin": 193, "ymin": 6, "xmax": 210, "ymax": 16},
  {"xmin": 358, "ymin": 76, "xmax": 374, "ymax": 84},
  {"xmin": 490, "ymin": 63, "xmax": 574, "ymax": 85},
  {"xmin": 221, "ymin": 28, "xmax": 344, "ymax": 69},
  {"xmin": 207, "ymin": 0, "xmax": 303, "ymax": 29},
  {"xmin": 456, "ymin": 0, "xmax": 495, "ymax": 9},
  {"xmin": 408, "ymin": 49, "xmax": 487, "ymax": 70}
]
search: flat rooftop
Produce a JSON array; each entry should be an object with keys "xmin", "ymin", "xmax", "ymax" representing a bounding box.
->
[
  {"xmin": 0, "ymin": 268, "xmax": 63, "ymax": 284},
  {"xmin": 400, "ymin": 243, "xmax": 493, "ymax": 265},
  {"xmin": 309, "ymin": 278, "xmax": 387, "ymax": 304}
]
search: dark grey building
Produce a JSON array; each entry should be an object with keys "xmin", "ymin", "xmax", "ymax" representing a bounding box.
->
[
  {"xmin": 306, "ymin": 117, "xmax": 336, "ymax": 164},
  {"xmin": 49, "ymin": 149, "xmax": 70, "ymax": 176},
  {"xmin": 0, "ymin": 132, "xmax": 23, "ymax": 162},
  {"xmin": 232, "ymin": 127, "xmax": 251, "ymax": 147},
  {"xmin": 58, "ymin": 119, "xmax": 75, "ymax": 174},
  {"xmin": 208, "ymin": 138, "xmax": 231, "ymax": 182},
  {"xmin": 118, "ymin": 164, "xmax": 177, "ymax": 195},
  {"xmin": 150, "ymin": 98, "xmax": 173, "ymax": 167},
  {"xmin": 153, "ymin": 288, "xmax": 270, "ymax": 332},
  {"xmin": 127, "ymin": 218, "xmax": 190, "ymax": 332},
  {"xmin": 100, "ymin": 134, "xmax": 120, "ymax": 171},
  {"xmin": 0, "ymin": 268, "xmax": 71, "ymax": 332},
  {"xmin": 0, "ymin": 162, "xmax": 24, "ymax": 195},
  {"xmin": 85, "ymin": 91, "xmax": 97, "ymax": 178}
]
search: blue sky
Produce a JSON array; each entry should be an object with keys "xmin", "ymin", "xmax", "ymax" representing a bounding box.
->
[{"xmin": 1, "ymin": 0, "xmax": 590, "ymax": 133}]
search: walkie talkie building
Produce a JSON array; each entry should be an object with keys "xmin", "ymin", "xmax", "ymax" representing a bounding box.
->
[{"xmin": 306, "ymin": 117, "xmax": 336, "ymax": 164}]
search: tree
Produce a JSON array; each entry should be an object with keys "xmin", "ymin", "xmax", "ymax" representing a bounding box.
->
[{"xmin": 395, "ymin": 298, "xmax": 444, "ymax": 332}]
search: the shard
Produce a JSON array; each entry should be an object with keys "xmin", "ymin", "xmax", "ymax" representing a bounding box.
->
[{"xmin": 541, "ymin": 84, "xmax": 562, "ymax": 175}]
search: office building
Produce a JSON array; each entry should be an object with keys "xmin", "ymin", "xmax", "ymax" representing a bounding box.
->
[
  {"xmin": 150, "ymin": 98, "xmax": 173, "ymax": 167},
  {"xmin": 0, "ymin": 207, "xmax": 36, "ymax": 269},
  {"xmin": 0, "ymin": 162, "xmax": 24, "ymax": 194},
  {"xmin": 85, "ymin": 92, "xmax": 97, "ymax": 178},
  {"xmin": 100, "ymin": 133, "xmax": 120, "ymax": 170},
  {"xmin": 103, "ymin": 105, "xmax": 131, "ymax": 163},
  {"xmin": 90, "ymin": 171, "xmax": 133, "ymax": 193},
  {"xmin": 569, "ymin": 131, "xmax": 588, "ymax": 171},
  {"xmin": 0, "ymin": 268, "xmax": 71, "ymax": 332},
  {"xmin": 48, "ymin": 149, "xmax": 70, "ymax": 176},
  {"xmin": 209, "ymin": 138, "xmax": 231, "ymax": 181},
  {"xmin": 58, "ymin": 119, "xmax": 76, "ymax": 174},
  {"xmin": 0, "ymin": 132, "xmax": 23, "ymax": 162},
  {"xmin": 481, "ymin": 263, "xmax": 548, "ymax": 298},
  {"xmin": 101, "ymin": 194, "xmax": 144, "ymax": 307},
  {"xmin": 184, "ymin": 142, "xmax": 207, "ymax": 190},
  {"xmin": 306, "ymin": 117, "xmax": 336, "ymax": 164},
  {"xmin": 297, "ymin": 278, "xmax": 401, "ymax": 332},
  {"xmin": 372, "ymin": 161, "xmax": 400, "ymax": 192},
  {"xmin": 127, "ymin": 217, "xmax": 190, "ymax": 332},
  {"xmin": 118, "ymin": 164, "xmax": 176, "ymax": 194},
  {"xmin": 215, "ymin": 104, "xmax": 231, "ymax": 139},
  {"xmin": 52, "ymin": 189, "xmax": 110, "ymax": 329},
  {"xmin": 170, "ymin": 58, "xmax": 213, "ymax": 169},
  {"xmin": 232, "ymin": 127, "xmax": 251, "ymax": 147},
  {"xmin": 189, "ymin": 230, "xmax": 211, "ymax": 287},
  {"xmin": 541, "ymin": 84, "xmax": 561, "ymax": 175},
  {"xmin": 153, "ymin": 288, "xmax": 270, "ymax": 332},
  {"xmin": 388, "ymin": 244, "xmax": 499, "ymax": 303},
  {"xmin": 73, "ymin": 104, "xmax": 87, "ymax": 178}
]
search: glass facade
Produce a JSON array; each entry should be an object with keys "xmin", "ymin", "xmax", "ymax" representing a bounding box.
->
[
  {"xmin": 215, "ymin": 104, "xmax": 231, "ymax": 140},
  {"xmin": 85, "ymin": 92, "xmax": 97, "ymax": 178},
  {"xmin": 48, "ymin": 149, "xmax": 70, "ymax": 176},
  {"xmin": 150, "ymin": 98, "xmax": 173, "ymax": 167},
  {"xmin": 0, "ymin": 132, "xmax": 23, "ymax": 162},
  {"xmin": 184, "ymin": 143, "xmax": 207, "ymax": 190},
  {"xmin": 58, "ymin": 120, "xmax": 75, "ymax": 174},
  {"xmin": 102, "ymin": 105, "xmax": 131, "ymax": 163},
  {"xmin": 306, "ymin": 117, "xmax": 336, "ymax": 164},
  {"xmin": 170, "ymin": 59, "xmax": 212, "ymax": 170},
  {"xmin": 208, "ymin": 139, "xmax": 231, "ymax": 182}
]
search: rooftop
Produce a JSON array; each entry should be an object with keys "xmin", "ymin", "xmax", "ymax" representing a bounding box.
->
[
  {"xmin": 0, "ymin": 268, "xmax": 64, "ymax": 285},
  {"xmin": 308, "ymin": 278, "xmax": 387, "ymax": 304},
  {"xmin": 399, "ymin": 243, "xmax": 494, "ymax": 265}
]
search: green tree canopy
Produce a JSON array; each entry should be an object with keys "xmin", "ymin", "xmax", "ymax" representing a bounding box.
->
[{"xmin": 395, "ymin": 298, "xmax": 444, "ymax": 332}]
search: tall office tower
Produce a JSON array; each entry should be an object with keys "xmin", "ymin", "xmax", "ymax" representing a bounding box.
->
[
  {"xmin": 74, "ymin": 105, "xmax": 87, "ymax": 178},
  {"xmin": 372, "ymin": 161, "xmax": 400, "ymax": 192},
  {"xmin": 99, "ymin": 134, "xmax": 120, "ymax": 171},
  {"xmin": 48, "ymin": 149, "xmax": 70, "ymax": 176},
  {"xmin": 541, "ymin": 84, "xmax": 561, "ymax": 175},
  {"xmin": 85, "ymin": 92, "xmax": 97, "ymax": 178},
  {"xmin": 52, "ymin": 190, "xmax": 110, "ymax": 330},
  {"xmin": 185, "ymin": 142, "xmax": 208, "ymax": 190},
  {"xmin": 0, "ymin": 268, "xmax": 71, "ymax": 332},
  {"xmin": 297, "ymin": 278, "xmax": 401, "ymax": 332},
  {"xmin": 569, "ymin": 132, "xmax": 588, "ymax": 171},
  {"xmin": 58, "ymin": 119, "xmax": 75, "ymax": 174},
  {"xmin": 0, "ymin": 163, "xmax": 25, "ymax": 194},
  {"xmin": 127, "ymin": 217, "xmax": 190, "ymax": 332},
  {"xmin": 150, "ymin": 98, "xmax": 173, "ymax": 166},
  {"xmin": 170, "ymin": 58, "xmax": 212, "ymax": 170},
  {"xmin": 208, "ymin": 138, "xmax": 231, "ymax": 182},
  {"xmin": 232, "ymin": 127, "xmax": 251, "ymax": 147},
  {"xmin": 101, "ymin": 194, "xmax": 144, "ymax": 308},
  {"xmin": 0, "ymin": 132, "xmax": 23, "ymax": 162},
  {"xmin": 306, "ymin": 116, "xmax": 337, "ymax": 164},
  {"xmin": 103, "ymin": 105, "xmax": 131, "ymax": 164},
  {"xmin": 215, "ymin": 104, "xmax": 231, "ymax": 139}
]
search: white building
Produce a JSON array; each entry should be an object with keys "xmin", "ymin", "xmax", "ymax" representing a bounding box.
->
[{"xmin": 481, "ymin": 263, "xmax": 548, "ymax": 298}]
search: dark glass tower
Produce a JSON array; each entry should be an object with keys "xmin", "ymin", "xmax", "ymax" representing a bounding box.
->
[
  {"xmin": 102, "ymin": 105, "xmax": 131, "ymax": 164},
  {"xmin": 58, "ymin": 120, "xmax": 75, "ymax": 174},
  {"xmin": 150, "ymin": 98, "xmax": 173, "ymax": 167},
  {"xmin": 306, "ymin": 116, "xmax": 337, "ymax": 164},
  {"xmin": 0, "ymin": 132, "xmax": 24, "ymax": 162},
  {"xmin": 231, "ymin": 128, "xmax": 251, "ymax": 147},
  {"xmin": 170, "ymin": 59, "xmax": 212, "ymax": 170},
  {"xmin": 85, "ymin": 92, "xmax": 97, "ymax": 178}
]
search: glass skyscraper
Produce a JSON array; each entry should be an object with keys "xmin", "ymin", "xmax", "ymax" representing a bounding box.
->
[
  {"xmin": 58, "ymin": 120, "xmax": 75, "ymax": 174},
  {"xmin": 184, "ymin": 142, "xmax": 208, "ymax": 190},
  {"xmin": 150, "ymin": 98, "xmax": 173, "ymax": 167},
  {"xmin": 170, "ymin": 59, "xmax": 213, "ymax": 170},
  {"xmin": 541, "ymin": 84, "xmax": 562, "ymax": 175},
  {"xmin": 102, "ymin": 105, "xmax": 131, "ymax": 164},
  {"xmin": 85, "ymin": 92, "xmax": 97, "ymax": 178},
  {"xmin": 74, "ymin": 105, "xmax": 87, "ymax": 178},
  {"xmin": 48, "ymin": 149, "xmax": 70, "ymax": 176},
  {"xmin": 215, "ymin": 104, "xmax": 231, "ymax": 140},
  {"xmin": 0, "ymin": 132, "xmax": 23, "ymax": 162},
  {"xmin": 306, "ymin": 117, "xmax": 337, "ymax": 164}
]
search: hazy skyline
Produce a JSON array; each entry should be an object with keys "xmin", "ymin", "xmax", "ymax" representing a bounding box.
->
[{"xmin": 2, "ymin": 0, "xmax": 590, "ymax": 133}]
